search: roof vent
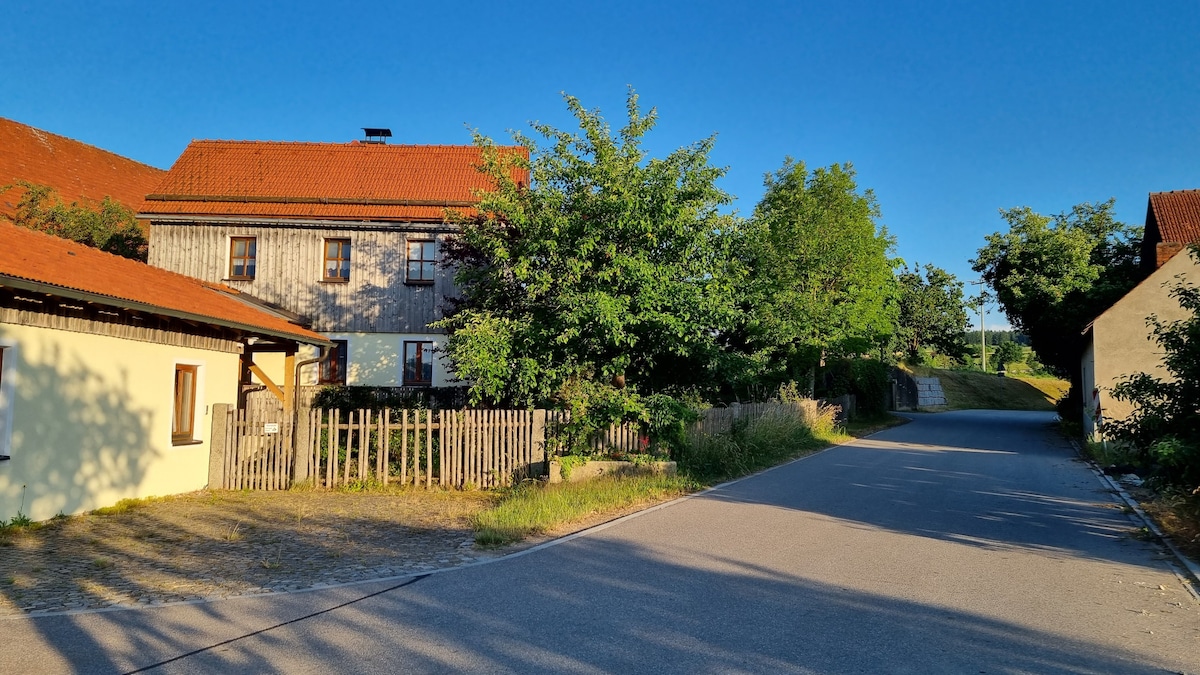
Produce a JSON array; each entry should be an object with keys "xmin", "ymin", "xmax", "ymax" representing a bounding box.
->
[{"xmin": 362, "ymin": 128, "xmax": 392, "ymax": 144}]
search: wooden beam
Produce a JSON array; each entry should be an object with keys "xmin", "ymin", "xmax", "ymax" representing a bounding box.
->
[
  {"xmin": 283, "ymin": 350, "xmax": 296, "ymax": 412},
  {"xmin": 248, "ymin": 363, "xmax": 286, "ymax": 404}
]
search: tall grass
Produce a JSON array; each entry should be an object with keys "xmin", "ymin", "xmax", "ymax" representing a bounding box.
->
[
  {"xmin": 474, "ymin": 399, "xmax": 848, "ymax": 545},
  {"xmin": 678, "ymin": 402, "xmax": 843, "ymax": 482}
]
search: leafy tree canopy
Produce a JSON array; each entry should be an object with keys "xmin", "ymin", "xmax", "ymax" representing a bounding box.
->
[
  {"xmin": 971, "ymin": 199, "xmax": 1141, "ymax": 378},
  {"xmin": 1, "ymin": 181, "xmax": 148, "ymax": 261},
  {"xmin": 992, "ymin": 340, "xmax": 1025, "ymax": 372},
  {"xmin": 435, "ymin": 91, "xmax": 741, "ymax": 424},
  {"xmin": 895, "ymin": 263, "xmax": 968, "ymax": 362},
  {"xmin": 741, "ymin": 159, "xmax": 898, "ymax": 383}
]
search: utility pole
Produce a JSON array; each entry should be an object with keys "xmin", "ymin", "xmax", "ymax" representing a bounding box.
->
[{"xmin": 970, "ymin": 281, "xmax": 987, "ymax": 372}]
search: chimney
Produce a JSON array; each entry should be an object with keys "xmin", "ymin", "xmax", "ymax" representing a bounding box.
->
[{"xmin": 362, "ymin": 128, "xmax": 392, "ymax": 145}]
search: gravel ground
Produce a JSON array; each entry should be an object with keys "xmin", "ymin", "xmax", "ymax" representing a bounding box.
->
[{"xmin": 0, "ymin": 488, "xmax": 506, "ymax": 616}]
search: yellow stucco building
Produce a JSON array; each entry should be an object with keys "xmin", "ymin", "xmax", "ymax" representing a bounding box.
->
[{"xmin": 0, "ymin": 224, "xmax": 328, "ymax": 522}]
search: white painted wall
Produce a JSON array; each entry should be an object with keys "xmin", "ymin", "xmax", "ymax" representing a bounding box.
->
[
  {"xmin": 0, "ymin": 321, "xmax": 240, "ymax": 522},
  {"xmin": 296, "ymin": 333, "xmax": 457, "ymax": 387}
]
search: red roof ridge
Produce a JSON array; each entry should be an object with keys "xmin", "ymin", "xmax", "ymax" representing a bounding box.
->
[
  {"xmin": 187, "ymin": 139, "xmax": 525, "ymax": 150},
  {"xmin": 1, "ymin": 117, "xmax": 164, "ymax": 173},
  {"xmin": 142, "ymin": 139, "xmax": 528, "ymax": 221},
  {"xmin": 1150, "ymin": 188, "xmax": 1200, "ymax": 195}
]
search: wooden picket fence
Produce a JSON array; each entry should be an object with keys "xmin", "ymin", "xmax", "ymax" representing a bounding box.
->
[
  {"xmin": 214, "ymin": 407, "xmax": 295, "ymax": 490},
  {"xmin": 212, "ymin": 397, "xmax": 843, "ymax": 492},
  {"xmin": 306, "ymin": 408, "xmax": 552, "ymax": 489}
]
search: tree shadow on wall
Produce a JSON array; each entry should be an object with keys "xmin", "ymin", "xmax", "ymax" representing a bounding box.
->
[{"xmin": 0, "ymin": 342, "xmax": 159, "ymax": 673}]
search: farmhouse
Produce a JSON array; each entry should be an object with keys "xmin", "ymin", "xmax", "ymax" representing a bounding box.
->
[
  {"xmin": 139, "ymin": 134, "xmax": 527, "ymax": 391},
  {"xmin": 1082, "ymin": 189, "xmax": 1200, "ymax": 438},
  {"xmin": 0, "ymin": 222, "xmax": 328, "ymax": 522}
]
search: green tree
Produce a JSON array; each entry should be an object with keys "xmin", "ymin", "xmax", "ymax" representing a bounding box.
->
[
  {"xmin": 435, "ymin": 91, "xmax": 740, "ymax": 433},
  {"xmin": 993, "ymin": 340, "xmax": 1024, "ymax": 372},
  {"xmin": 1109, "ymin": 248, "xmax": 1200, "ymax": 487},
  {"xmin": 1, "ymin": 181, "xmax": 148, "ymax": 260},
  {"xmin": 895, "ymin": 263, "xmax": 968, "ymax": 363},
  {"xmin": 740, "ymin": 159, "xmax": 897, "ymax": 386},
  {"xmin": 971, "ymin": 200, "xmax": 1141, "ymax": 411}
]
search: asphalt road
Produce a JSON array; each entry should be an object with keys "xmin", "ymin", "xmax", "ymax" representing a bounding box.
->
[{"xmin": 3, "ymin": 410, "xmax": 1198, "ymax": 674}]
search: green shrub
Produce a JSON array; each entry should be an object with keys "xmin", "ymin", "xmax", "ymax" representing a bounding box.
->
[
  {"xmin": 311, "ymin": 385, "xmax": 468, "ymax": 411},
  {"xmin": 819, "ymin": 358, "xmax": 889, "ymax": 416}
]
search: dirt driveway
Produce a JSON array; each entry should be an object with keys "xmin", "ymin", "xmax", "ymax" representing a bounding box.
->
[{"xmin": 0, "ymin": 488, "xmax": 504, "ymax": 616}]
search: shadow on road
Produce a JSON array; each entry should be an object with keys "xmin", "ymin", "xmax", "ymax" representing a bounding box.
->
[
  {"xmin": 14, "ymin": 533, "xmax": 1185, "ymax": 674},
  {"xmin": 5, "ymin": 409, "xmax": 1188, "ymax": 674},
  {"xmin": 704, "ymin": 409, "xmax": 1164, "ymax": 572}
]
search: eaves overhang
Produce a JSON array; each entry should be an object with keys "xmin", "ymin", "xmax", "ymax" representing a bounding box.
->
[
  {"xmin": 137, "ymin": 213, "xmax": 461, "ymax": 234},
  {"xmin": 0, "ymin": 274, "xmax": 331, "ymax": 347}
]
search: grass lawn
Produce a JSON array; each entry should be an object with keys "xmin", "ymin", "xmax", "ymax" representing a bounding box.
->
[{"xmin": 907, "ymin": 365, "xmax": 1068, "ymax": 411}]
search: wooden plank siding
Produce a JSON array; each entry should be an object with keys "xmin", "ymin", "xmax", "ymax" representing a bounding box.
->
[{"xmin": 148, "ymin": 222, "xmax": 459, "ymax": 333}]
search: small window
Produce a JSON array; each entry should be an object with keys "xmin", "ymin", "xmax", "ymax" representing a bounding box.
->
[
  {"xmin": 404, "ymin": 341, "xmax": 434, "ymax": 386},
  {"xmin": 172, "ymin": 364, "xmax": 198, "ymax": 445},
  {"xmin": 320, "ymin": 340, "xmax": 348, "ymax": 385},
  {"xmin": 406, "ymin": 239, "xmax": 436, "ymax": 284},
  {"xmin": 229, "ymin": 237, "xmax": 257, "ymax": 279},
  {"xmin": 323, "ymin": 239, "xmax": 351, "ymax": 281}
]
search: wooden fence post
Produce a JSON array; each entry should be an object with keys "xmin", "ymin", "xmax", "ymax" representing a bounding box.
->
[
  {"xmin": 293, "ymin": 396, "xmax": 312, "ymax": 484},
  {"xmin": 531, "ymin": 409, "xmax": 548, "ymax": 478},
  {"xmin": 208, "ymin": 404, "xmax": 232, "ymax": 489}
]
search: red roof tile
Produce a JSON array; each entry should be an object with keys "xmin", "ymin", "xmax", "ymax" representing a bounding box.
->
[
  {"xmin": 0, "ymin": 117, "xmax": 165, "ymax": 223},
  {"xmin": 1148, "ymin": 190, "xmax": 1200, "ymax": 244},
  {"xmin": 140, "ymin": 141, "xmax": 528, "ymax": 222},
  {"xmin": 0, "ymin": 222, "xmax": 326, "ymax": 344}
]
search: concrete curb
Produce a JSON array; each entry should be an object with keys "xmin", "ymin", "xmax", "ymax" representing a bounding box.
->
[{"xmin": 1069, "ymin": 439, "xmax": 1200, "ymax": 601}]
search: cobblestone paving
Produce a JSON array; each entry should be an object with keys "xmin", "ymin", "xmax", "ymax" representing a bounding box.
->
[{"xmin": 0, "ymin": 489, "xmax": 504, "ymax": 616}]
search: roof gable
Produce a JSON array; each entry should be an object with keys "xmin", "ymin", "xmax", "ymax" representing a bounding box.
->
[
  {"xmin": 1148, "ymin": 189, "xmax": 1200, "ymax": 245},
  {"xmin": 0, "ymin": 117, "xmax": 165, "ymax": 222},
  {"xmin": 140, "ymin": 141, "xmax": 528, "ymax": 222},
  {"xmin": 0, "ymin": 222, "xmax": 325, "ymax": 345}
]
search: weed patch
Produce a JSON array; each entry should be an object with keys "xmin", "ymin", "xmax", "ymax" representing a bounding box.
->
[
  {"xmin": 677, "ymin": 406, "xmax": 847, "ymax": 483},
  {"xmin": 473, "ymin": 474, "xmax": 696, "ymax": 546}
]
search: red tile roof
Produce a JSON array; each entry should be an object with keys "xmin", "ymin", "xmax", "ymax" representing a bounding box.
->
[
  {"xmin": 0, "ymin": 222, "xmax": 326, "ymax": 345},
  {"xmin": 0, "ymin": 117, "xmax": 165, "ymax": 223},
  {"xmin": 1148, "ymin": 190, "xmax": 1200, "ymax": 244},
  {"xmin": 140, "ymin": 141, "xmax": 529, "ymax": 222}
]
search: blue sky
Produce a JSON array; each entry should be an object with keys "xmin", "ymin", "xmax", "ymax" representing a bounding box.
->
[{"xmin": 6, "ymin": 1, "xmax": 1199, "ymax": 329}]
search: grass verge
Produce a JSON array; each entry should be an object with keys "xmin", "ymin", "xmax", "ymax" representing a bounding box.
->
[
  {"xmin": 473, "ymin": 408, "xmax": 907, "ymax": 547},
  {"xmin": 1137, "ymin": 488, "xmax": 1200, "ymax": 562},
  {"xmin": 473, "ymin": 474, "xmax": 698, "ymax": 546},
  {"xmin": 1078, "ymin": 440, "xmax": 1200, "ymax": 565},
  {"xmin": 906, "ymin": 365, "xmax": 1067, "ymax": 411}
]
